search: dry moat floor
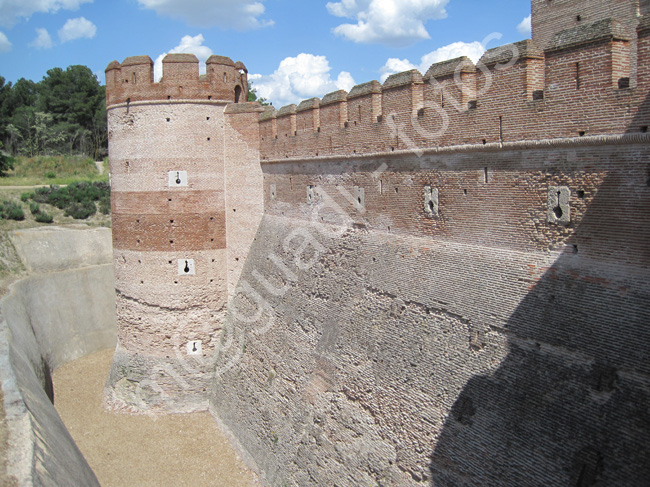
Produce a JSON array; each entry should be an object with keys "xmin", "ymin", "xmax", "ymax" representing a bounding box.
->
[{"xmin": 52, "ymin": 348, "xmax": 260, "ymax": 487}]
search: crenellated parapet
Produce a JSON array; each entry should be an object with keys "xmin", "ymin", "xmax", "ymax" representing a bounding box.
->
[
  {"xmin": 105, "ymin": 53, "xmax": 248, "ymax": 106},
  {"xmin": 259, "ymin": 16, "xmax": 649, "ymax": 161}
]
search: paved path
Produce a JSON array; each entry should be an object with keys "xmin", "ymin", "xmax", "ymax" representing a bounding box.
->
[{"xmin": 52, "ymin": 349, "xmax": 260, "ymax": 487}]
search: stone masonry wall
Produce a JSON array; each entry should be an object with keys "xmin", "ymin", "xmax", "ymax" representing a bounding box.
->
[{"xmin": 210, "ymin": 141, "xmax": 650, "ymax": 486}]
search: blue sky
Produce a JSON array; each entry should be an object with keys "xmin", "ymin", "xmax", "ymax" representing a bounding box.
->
[{"xmin": 0, "ymin": 0, "xmax": 532, "ymax": 107}]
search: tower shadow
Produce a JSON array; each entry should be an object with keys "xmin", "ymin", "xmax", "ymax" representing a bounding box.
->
[{"xmin": 429, "ymin": 94, "xmax": 650, "ymax": 486}]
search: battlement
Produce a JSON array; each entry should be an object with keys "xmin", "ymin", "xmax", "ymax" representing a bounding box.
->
[
  {"xmin": 105, "ymin": 53, "xmax": 249, "ymax": 106},
  {"xmin": 259, "ymin": 17, "xmax": 649, "ymax": 161}
]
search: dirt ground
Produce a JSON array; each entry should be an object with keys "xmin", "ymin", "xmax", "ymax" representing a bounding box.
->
[{"xmin": 52, "ymin": 348, "xmax": 260, "ymax": 487}]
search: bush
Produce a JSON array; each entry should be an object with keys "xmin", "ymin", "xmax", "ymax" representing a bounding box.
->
[
  {"xmin": 44, "ymin": 171, "xmax": 57, "ymax": 179},
  {"xmin": 29, "ymin": 202, "xmax": 40, "ymax": 215},
  {"xmin": 20, "ymin": 192, "xmax": 33, "ymax": 202},
  {"xmin": 99, "ymin": 195, "xmax": 110, "ymax": 214},
  {"xmin": 65, "ymin": 200, "xmax": 96, "ymax": 219},
  {"xmin": 23, "ymin": 181, "xmax": 110, "ymax": 219},
  {"xmin": 32, "ymin": 186, "xmax": 53, "ymax": 204},
  {"xmin": 0, "ymin": 201, "xmax": 25, "ymax": 221},
  {"xmin": 49, "ymin": 191, "xmax": 71, "ymax": 209},
  {"xmin": 34, "ymin": 212, "xmax": 54, "ymax": 224}
]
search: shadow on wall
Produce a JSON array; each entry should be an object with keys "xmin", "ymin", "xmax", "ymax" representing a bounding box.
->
[{"xmin": 429, "ymin": 94, "xmax": 650, "ymax": 486}]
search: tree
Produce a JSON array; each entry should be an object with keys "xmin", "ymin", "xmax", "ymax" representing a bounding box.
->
[
  {"xmin": 0, "ymin": 141, "xmax": 15, "ymax": 176},
  {"xmin": 31, "ymin": 65, "xmax": 106, "ymax": 156},
  {"xmin": 0, "ymin": 64, "xmax": 108, "ymax": 157},
  {"xmin": 248, "ymin": 81, "xmax": 271, "ymax": 106},
  {"xmin": 0, "ymin": 77, "xmax": 37, "ymax": 147}
]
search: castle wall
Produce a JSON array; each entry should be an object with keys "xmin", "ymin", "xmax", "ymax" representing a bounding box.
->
[
  {"xmin": 106, "ymin": 3, "xmax": 650, "ymax": 484},
  {"xmin": 210, "ymin": 140, "xmax": 650, "ymax": 485},
  {"xmin": 532, "ymin": 0, "xmax": 639, "ymax": 49},
  {"xmin": 224, "ymin": 103, "xmax": 266, "ymax": 297},
  {"xmin": 207, "ymin": 12, "xmax": 650, "ymax": 484},
  {"xmin": 259, "ymin": 18, "xmax": 648, "ymax": 162}
]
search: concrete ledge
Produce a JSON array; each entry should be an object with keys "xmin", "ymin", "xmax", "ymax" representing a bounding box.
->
[
  {"xmin": 9, "ymin": 226, "xmax": 112, "ymax": 274},
  {"xmin": 0, "ymin": 226, "xmax": 117, "ymax": 486}
]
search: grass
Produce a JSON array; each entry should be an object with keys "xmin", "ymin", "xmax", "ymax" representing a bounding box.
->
[{"xmin": 0, "ymin": 155, "xmax": 108, "ymax": 186}]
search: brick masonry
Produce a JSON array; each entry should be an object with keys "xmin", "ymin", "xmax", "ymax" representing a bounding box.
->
[{"xmin": 106, "ymin": 0, "xmax": 650, "ymax": 483}]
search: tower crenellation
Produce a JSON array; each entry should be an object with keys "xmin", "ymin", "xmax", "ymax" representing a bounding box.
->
[{"xmin": 105, "ymin": 53, "xmax": 248, "ymax": 106}]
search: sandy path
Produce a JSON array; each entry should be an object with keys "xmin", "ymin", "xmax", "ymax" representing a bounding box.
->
[{"xmin": 52, "ymin": 348, "xmax": 260, "ymax": 487}]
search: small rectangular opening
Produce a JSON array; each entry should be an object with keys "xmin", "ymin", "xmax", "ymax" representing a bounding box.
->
[
  {"xmin": 575, "ymin": 62, "xmax": 581, "ymax": 89},
  {"xmin": 499, "ymin": 116, "xmax": 503, "ymax": 143},
  {"xmin": 532, "ymin": 90, "xmax": 544, "ymax": 100},
  {"xmin": 468, "ymin": 100, "xmax": 477, "ymax": 110},
  {"xmin": 618, "ymin": 77, "xmax": 630, "ymax": 89}
]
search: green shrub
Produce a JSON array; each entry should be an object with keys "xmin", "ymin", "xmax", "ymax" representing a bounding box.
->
[
  {"xmin": 99, "ymin": 195, "xmax": 110, "ymax": 215},
  {"xmin": 23, "ymin": 181, "xmax": 110, "ymax": 219},
  {"xmin": 0, "ymin": 201, "xmax": 25, "ymax": 221},
  {"xmin": 65, "ymin": 200, "xmax": 96, "ymax": 219},
  {"xmin": 29, "ymin": 202, "xmax": 40, "ymax": 215},
  {"xmin": 32, "ymin": 186, "xmax": 53, "ymax": 204},
  {"xmin": 44, "ymin": 171, "xmax": 57, "ymax": 179},
  {"xmin": 20, "ymin": 192, "xmax": 33, "ymax": 202},
  {"xmin": 34, "ymin": 212, "xmax": 53, "ymax": 224}
]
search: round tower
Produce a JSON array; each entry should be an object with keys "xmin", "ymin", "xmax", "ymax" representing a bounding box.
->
[{"xmin": 104, "ymin": 53, "xmax": 249, "ymax": 412}]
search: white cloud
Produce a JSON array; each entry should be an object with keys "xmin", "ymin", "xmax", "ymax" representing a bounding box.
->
[
  {"xmin": 517, "ymin": 14, "xmax": 531, "ymax": 36},
  {"xmin": 58, "ymin": 17, "xmax": 96, "ymax": 42},
  {"xmin": 250, "ymin": 53, "xmax": 356, "ymax": 108},
  {"xmin": 380, "ymin": 58, "xmax": 418, "ymax": 81},
  {"xmin": 154, "ymin": 34, "xmax": 214, "ymax": 82},
  {"xmin": 30, "ymin": 28, "xmax": 53, "ymax": 49},
  {"xmin": 0, "ymin": 31, "xmax": 11, "ymax": 52},
  {"xmin": 327, "ymin": 0, "xmax": 449, "ymax": 47},
  {"xmin": 0, "ymin": 0, "xmax": 92, "ymax": 28},
  {"xmin": 380, "ymin": 41, "xmax": 486, "ymax": 82},
  {"xmin": 137, "ymin": 0, "xmax": 273, "ymax": 30}
]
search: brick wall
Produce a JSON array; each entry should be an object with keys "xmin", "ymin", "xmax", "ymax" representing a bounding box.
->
[
  {"xmin": 211, "ymin": 141, "xmax": 650, "ymax": 485},
  {"xmin": 105, "ymin": 53, "xmax": 248, "ymax": 106},
  {"xmin": 258, "ymin": 14, "xmax": 650, "ymax": 162},
  {"xmin": 532, "ymin": 0, "xmax": 639, "ymax": 48},
  {"xmin": 106, "ymin": 100, "xmax": 231, "ymax": 412}
]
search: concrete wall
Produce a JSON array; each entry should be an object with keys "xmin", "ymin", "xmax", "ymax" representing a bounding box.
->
[
  {"xmin": 209, "ymin": 140, "xmax": 650, "ymax": 486},
  {"xmin": 0, "ymin": 226, "xmax": 116, "ymax": 486}
]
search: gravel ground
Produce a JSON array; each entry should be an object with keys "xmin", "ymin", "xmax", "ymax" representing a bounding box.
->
[{"xmin": 52, "ymin": 348, "xmax": 260, "ymax": 487}]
